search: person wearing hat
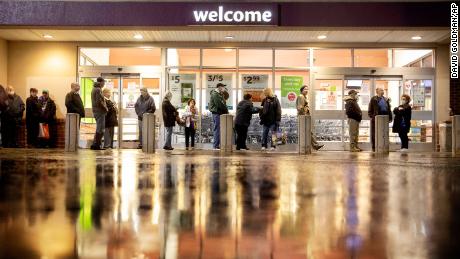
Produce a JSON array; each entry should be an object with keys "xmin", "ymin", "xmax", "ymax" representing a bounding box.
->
[
  {"xmin": 90, "ymin": 77, "xmax": 108, "ymax": 150},
  {"xmin": 38, "ymin": 89, "xmax": 57, "ymax": 148},
  {"xmin": 344, "ymin": 89, "xmax": 362, "ymax": 152},
  {"xmin": 208, "ymin": 83, "xmax": 229, "ymax": 149},
  {"xmin": 296, "ymin": 85, "xmax": 323, "ymax": 151},
  {"xmin": 135, "ymin": 87, "xmax": 156, "ymax": 149}
]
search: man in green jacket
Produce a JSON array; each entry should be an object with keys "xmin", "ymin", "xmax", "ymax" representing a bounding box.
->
[{"xmin": 209, "ymin": 83, "xmax": 228, "ymax": 149}]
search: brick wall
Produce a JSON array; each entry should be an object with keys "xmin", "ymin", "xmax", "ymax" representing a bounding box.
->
[
  {"xmin": 19, "ymin": 119, "xmax": 65, "ymax": 148},
  {"xmin": 451, "ymin": 78, "xmax": 460, "ymax": 115}
]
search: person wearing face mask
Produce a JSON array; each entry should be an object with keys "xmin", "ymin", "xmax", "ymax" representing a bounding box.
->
[
  {"xmin": 135, "ymin": 87, "xmax": 156, "ymax": 149},
  {"xmin": 1, "ymin": 86, "xmax": 25, "ymax": 148},
  {"xmin": 38, "ymin": 90, "xmax": 57, "ymax": 148},
  {"xmin": 393, "ymin": 94, "xmax": 412, "ymax": 152},
  {"xmin": 26, "ymin": 88, "xmax": 41, "ymax": 147},
  {"xmin": 344, "ymin": 90, "xmax": 362, "ymax": 152},
  {"xmin": 368, "ymin": 87, "xmax": 392, "ymax": 152}
]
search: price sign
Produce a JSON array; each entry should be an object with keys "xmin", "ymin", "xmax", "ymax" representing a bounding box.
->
[
  {"xmin": 241, "ymin": 74, "xmax": 268, "ymax": 104},
  {"xmin": 168, "ymin": 74, "xmax": 196, "ymax": 108}
]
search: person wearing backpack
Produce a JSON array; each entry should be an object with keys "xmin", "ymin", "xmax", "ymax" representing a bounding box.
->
[{"xmin": 259, "ymin": 88, "xmax": 281, "ymax": 150}]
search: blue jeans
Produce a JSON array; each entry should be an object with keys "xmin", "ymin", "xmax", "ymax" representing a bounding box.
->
[
  {"xmin": 165, "ymin": 126, "xmax": 173, "ymax": 148},
  {"xmin": 212, "ymin": 114, "xmax": 220, "ymax": 149},
  {"xmin": 262, "ymin": 124, "xmax": 277, "ymax": 148}
]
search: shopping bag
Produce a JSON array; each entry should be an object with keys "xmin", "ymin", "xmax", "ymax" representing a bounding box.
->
[
  {"xmin": 38, "ymin": 123, "xmax": 50, "ymax": 139},
  {"xmin": 271, "ymin": 128, "xmax": 287, "ymax": 146}
]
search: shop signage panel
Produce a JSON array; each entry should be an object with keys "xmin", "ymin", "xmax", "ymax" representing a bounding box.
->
[
  {"xmin": 241, "ymin": 74, "xmax": 268, "ymax": 105},
  {"xmin": 281, "ymin": 76, "xmax": 303, "ymax": 109},
  {"xmin": 206, "ymin": 73, "xmax": 233, "ymax": 110},
  {"xmin": 169, "ymin": 74, "xmax": 196, "ymax": 108}
]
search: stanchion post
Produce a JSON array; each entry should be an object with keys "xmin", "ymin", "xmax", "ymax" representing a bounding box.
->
[
  {"xmin": 453, "ymin": 115, "xmax": 460, "ymax": 155},
  {"xmin": 65, "ymin": 113, "xmax": 80, "ymax": 152},
  {"xmin": 142, "ymin": 113, "xmax": 156, "ymax": 153},
  {"xmin": 298, "ymin": 115, "xmax": 312, "ymax": 154},
  {"xmin": 375, "ymin": 115, "xmax": 389, "ymax": 153},
  {"xmin": 220, "ymin": 114, "xmax": 234, "ymax": 153}
]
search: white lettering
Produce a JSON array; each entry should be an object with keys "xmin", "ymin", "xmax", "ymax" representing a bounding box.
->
[
  {"xmin": 208, "ymin": 11, "xmax": 218, "ymax": 22},
  {"xmin": 193, "ymin": 6, "xmax": 273, "ymax": 23},
  {"xmin": 452, "ymin": 3, "xmax": 459, "ymax": 78}
]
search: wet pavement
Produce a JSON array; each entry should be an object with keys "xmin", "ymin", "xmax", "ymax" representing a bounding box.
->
[{"xmin": 0, "ymin": 148, "xmax": 460, "ymax": 259}]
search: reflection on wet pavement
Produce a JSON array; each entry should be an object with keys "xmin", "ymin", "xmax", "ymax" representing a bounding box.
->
[{"xmin": 1, "ymin": 149, "xmax": 460, "ymax": 258}]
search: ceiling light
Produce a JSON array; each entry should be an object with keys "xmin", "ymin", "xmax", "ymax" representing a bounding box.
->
[
  {"xmin": 134, "ymin": 34, "xmax": 143, "ymax": 40},
  {"xmin": 412, "ymin": 36, "xmax": 422, "ymax": 40},
  {"xmin": 225, "ymin": 35, "xmax": 234, "ymax": 39},
  {"xmin": 317, "ymin": 35, "xmax": 327, "ymax": 40},
  {"xmin": 143, "ymin": 48, "xmax": 153, "ymax": 51},
  {"xmin": 43, "ymin": 34, "xmax": 53, "ymax": 39},
  {"xmin": 224, "ymin": 48, "xmax": 233, "ymax": 52}
]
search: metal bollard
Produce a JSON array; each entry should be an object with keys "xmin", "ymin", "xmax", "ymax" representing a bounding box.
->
[
  {"xmin": 453, "ymin": 115, "xmax": 460, "ymax": 155},
  {"xmin": 142, "ymin": 113, "xmax": 156, "ymax": 153},
  {"xmin": 220, "ymin": 114, "xmax": 234, "ymax": 153},
  {"xmin": 65, "ymin": 113, "xmax": 80, "ymax": 152},
  {"xmin": 298, "ymin": 115, "xmax": 312, "ymax": 154},
  {"xmin": 375, "ymin": 115, "xmax": 389, "ymax": 153}
]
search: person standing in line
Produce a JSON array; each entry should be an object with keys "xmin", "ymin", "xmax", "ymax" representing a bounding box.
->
[
  {"xmin": 208, "ymin": 83, "xmax": 229, "ymax": 150},
  {"xmin": 26, "ymin": 88, "xmax": 41, "ymax": 148},
  {"xmin": 183, "ymin": 98, "xmax": 198, "ymax": 150},
  {"xmin": 102, "ymin": 88, "xmax": 118, "ymax": 149},
  {"xmin": 393, "ymin": 94, "xmax": 412, "ymax": 152},
  {"xmin": 234, "ymin": 93, "xmax": 260, "ymax": 151},
  {"xmin": 162, "ymin": 91, "xmax": 177, "ymax": 151},
  {"xmin": 344, "ymin": 89, "xmax": 362, "ymax": 152},
  {"xmin": 65, "ymin": 82, "xmax": 85, "ymax": 122},
  {"xmin": 90, "ymin": 77, "xmax": 108, "ymax": 150},
  {"xmin": 260, "ymin": 88, "xmax": 281, "ymax": 151},
  {"xmin": 38, "ymin": 90, "xmax": 57, "ymax": 148},
  {"xmin": 296, "ymin": 85, "xmax": 324, "ymax": 151},
  {"xmin": 368, "ymin": 87, "xmax": 392, "ymax": 152},
  {"xmin": 135, "ymin": 87, "xmax": 156, "ymax": 149},
  {"xmin": 1, "ymin": 86, "xmax": 25, "ymax": 148}
]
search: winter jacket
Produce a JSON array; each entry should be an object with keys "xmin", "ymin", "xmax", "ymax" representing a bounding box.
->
[
  {"xmin": 105, "ymin": 99, "xmax": 118, "ymax": 128},
  {"xmin": 0, "ymin": 85, "xmax": 7, "ymax": 112},
  {"xmin": 183, "ymin": 105, "xmax": 198, "ymax": 128},
  {"xmin": 4, "ymin": 94, "xmax": 25, "ymax": 121},
  {"xmin": 38, "ymin": 97, "xmax": 56, "ymax": 124},
  {"xmin": 26, "ymin": 96, "xmax": 41, "ymax": 123},
  {"xmin": 260, "ymin": 96, "xmax": 281, "ymax": 126},
  {"xmin": 235, "ymin": 99, "xmax": 260, "ymax": 127},
  {"xmin": 392, "ymin": 104, "xmax": 412, "ymax": 133},
  {"xmin": 368, "ymin": 95, "xmax": 392, "ymax": 122},
  {"xmin": 65, "ymin": 91, "xmax": 85, "ymax": 118},
  {"xmin": 162, "ymin": 98, "xmax": 177, "ymax": 127},
  {"xmin": 209, "ymin": 89, "xmax": 228, "ymax": 115},
  {"xmin": 135, "ymin": 94, "xmax": 156, "ymax": 120},
  {"xmin": 344, "ymin": 95, "xmax": 362, "ymax": 122},
  {"xmin": 91, "ymin": 82, "xmax": 108, "ymax": 115},
  {"xmin": 296, "ymin": 94, "xmax": 309, "ymax": 115}
]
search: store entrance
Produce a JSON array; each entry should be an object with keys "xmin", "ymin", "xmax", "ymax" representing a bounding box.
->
[
  {"xmin": 79, "ymin": 67, "xmax": 161, "ymax": 149},
  {"xmin": 312, "ymin": 72, "xmax": 434, "ymax": 151}
]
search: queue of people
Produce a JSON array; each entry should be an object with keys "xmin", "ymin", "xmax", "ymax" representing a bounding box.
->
[{"xmin": 0, "ymin": 79, "xmax": 413, "ymax": 153}]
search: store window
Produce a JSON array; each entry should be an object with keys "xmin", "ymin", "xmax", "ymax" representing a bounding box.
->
[
  {"xmin": 79, "ymin": 47, "xmax": 161, "ymax": 66},
  {"xmin": 403, "ymin": 79, "xmax": 432, "ymax": 111},
  {"xmin": 275, "ymin": 49, "xmax": 310, "ymax": 67},
  {"xmin": 315, "ymin": 120, "xmax": 342, "ymax": 142},
  {"xmin": 313, "ymin": 79, "xmax": 343, "ymax": 110},
  {"xmin": 239, "ymin": 49, "xmax": 272, "ymax": 67},
  {"xmin": 167, "ymin": 48, "xmax": 200, "ymax": 67},
  {"xmin": 353, "ymin": 49, "xmax": 392, "ymax": 67},
  {"xmin": 394, "ymin": 49, "xmax": 434, "ymax": 68},
  {"xmin": 203, "ymin": 48, "xmax": 236, "ymax": 67},
  {"xmin": 313, "ymin": 49, "xmax": 352, "ymax": 67},
  {"xmin": 344, "ymin": 79, "xmax": 371, "ymax": 111}
]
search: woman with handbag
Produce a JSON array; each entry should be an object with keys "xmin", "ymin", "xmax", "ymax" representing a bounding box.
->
[
  {"xmin": 162, "ymin": 91, "xmax": 177, "ymax": 151},
  {"xmin": 183, "ymin": 98, "xmax": 198, "ymax": 150},
  {"xmin": 393, "ymin": 94, "xmax": 412, "ymax": 152}
]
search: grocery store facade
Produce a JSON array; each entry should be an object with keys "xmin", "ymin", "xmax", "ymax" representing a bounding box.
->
[{"xmin": 0, "ymin": 1, "xmax": 452, "ymax": 151}]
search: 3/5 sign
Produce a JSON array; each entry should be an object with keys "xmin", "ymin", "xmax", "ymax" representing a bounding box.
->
[{"xmin": 207, "ymin": 74, "xmax": 224, "ymax": 82}]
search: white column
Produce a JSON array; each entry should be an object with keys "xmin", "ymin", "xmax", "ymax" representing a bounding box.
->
[
  {"xmin": 220, "ymin": 114, "xmax": 234, "ymax": 153},
  {"xmin": 298, "ymin": 115, "xmax": 312, "ymax": 154},
  {"xmin": 65, "ymin": 113, "xmax": 80, "ymax": 152},
  {"xmin": 453, "ymin": 115, "xmax": 460, "ymax": 155},
  {"xmin": 142, "ymin": 113, "xmax": 156, "ymax": 153},
  {"xmin": 375, "ymin": 115, "xmax": 389, "ymax": 153}
]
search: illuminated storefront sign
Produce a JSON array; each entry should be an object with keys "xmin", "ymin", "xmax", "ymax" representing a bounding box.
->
[{"xmin": 193, "ymin": 6, "xmax": 273, "ymax": 23}]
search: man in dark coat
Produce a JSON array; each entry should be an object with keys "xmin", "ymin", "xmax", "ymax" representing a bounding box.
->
[
  {"xmin": 234, "ymin": 94, "xmax": 260, "ymax": 150},
  {"xmin": 26, "ymin": 88, "xmax": 41, "ymax": 147},
  {"xmin": 38, "ymin": 90, "xmax": 57, "ymax": 148},
  {"xmin": 344, "ymin": 89, "xmax": 362, "ymax": 152},
  {"xmin": 208, "ymin": 83, "xmax": 228, "ymax": 149},
  {"xmin": 162, "ymin": 92, "xmax": 177, "ymax": 150},
  {"xmin": 1, "ymin": 86, "xmax": 25, "ymax": 148},
  {"xmin": 65, "ymin": 83, "xmax": 85, "ymax": 121},
  {"xmin": 90, "ymin": 77, "xmax": 108, "ymax": 150},
  {"xmin": 368, "ymin": 87, "xmax": 392, "ymax": 152}
]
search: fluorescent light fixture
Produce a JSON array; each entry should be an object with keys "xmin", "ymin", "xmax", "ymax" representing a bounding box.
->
[
  {"xmin": 225, "ymin": 35, "xmax": 234, "ymax": 39},
  {"xmin": 224, "ymin": 48, "xmax": 233, "ymax": 52},
  {"xmin": 143, "ymin": 48, "xmax": 153, "ymax": 51},
  {"xmin": 134, "ymin": 34, "xmax": 143, "ymax": 40},
  {"xmin": 317, "ymin": 35, "xmax": 327, "ymax": 40},
  {"xmin": 412, "ymin": 36, "xmax": 422, "ymax": 40},
  {"xmin": 43, "ymin": 34, "xmax": 53, "ymax": 39}
]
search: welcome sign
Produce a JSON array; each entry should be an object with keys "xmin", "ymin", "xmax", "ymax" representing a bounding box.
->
[{"xmin": 190, "ymin": 4, "xmax": 278, "ymax": 25}]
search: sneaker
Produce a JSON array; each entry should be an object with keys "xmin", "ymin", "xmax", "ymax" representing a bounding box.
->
[
  {"xmin": 400, "ymin": 148, "xmax": 408, "ymax": 152},
  {"xmin": 261, "ymin": 147, "xmax": 266, "ymax": 151},
  {"xmin": 163, "ymin": 146, "xmax": 174, "ymax": 151},
  {"xmin": 313, "ymin": 144, "xmax": 324, "ymax": 151},
  {"xmin": 270, "ymin": 147, "xmax": 276, "ymax": 151}
]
